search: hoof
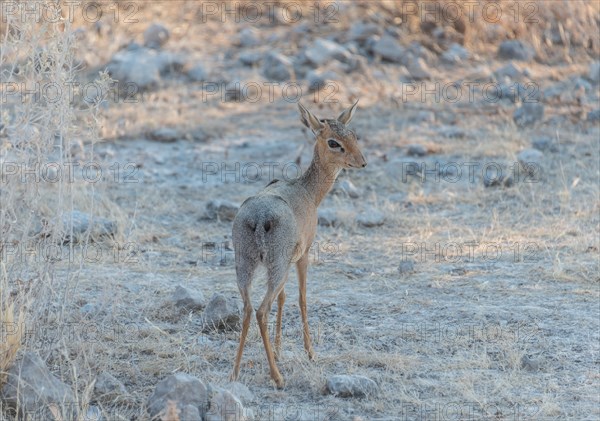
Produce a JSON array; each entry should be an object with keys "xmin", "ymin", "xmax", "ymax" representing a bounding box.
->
[
  {"xmin": 273, "ymin": 375, "xmax": 285, "ymax": 389},
  {"xmin": 229, "ymin": 372, "xmax": 238, "ymax": 382},
  {"xmin": 307, "ymin": 349, "xmax": 315, "ymax": 361}
]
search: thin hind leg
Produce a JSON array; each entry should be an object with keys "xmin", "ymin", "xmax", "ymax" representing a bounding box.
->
[
  {"xmin": 256, "ymin": 262, "xmax": 290, "ymax": 388},
  {"xmin": 231, "ymin": 258, "xmax": 256, "ymax": 382},
  {"xmin": 274, "ymin": 289, "xmax": 286, "ymax": 361}
]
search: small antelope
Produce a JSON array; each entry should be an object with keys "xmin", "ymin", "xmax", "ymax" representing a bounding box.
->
[{"xmin": 230, "ymin": 101, "xmax": 367, "ymax": 388}]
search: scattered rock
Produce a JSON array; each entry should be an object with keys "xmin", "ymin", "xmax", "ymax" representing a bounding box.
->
[
  {"xmin": 587, "ymin": 108, "xmax": 600, "ymax": 122},
  {"xmin": 224, "ymin": 382, "xmax": 254, "ymax": 405},
  {"xmin": 357, "ymin": 209, "xmax": 385, "ymax": 227},
  {"xmin": 413, "ymin": 111, "xmax": 435, "ymax": 123},
  {"xmin": 94, "ymin": 372, "xmax": 128, "ymax": 401},
  {"xmin": 406, "ymin": 144, "xmax": 428, "ymax": 157},
  {"xmin": 398, "ymin": 260, "xmax": 415, "ymax": 275},
  {"xmin": 148, "ymin": 127, "xmax": 179, "ymax": 142},
  {"xmin": 172, "ymin": 285, "xmax": 206, "ymax": 311},
  {"xmin": 532, "ymin": 136, "xmax": 559, "ymax": 152},
  {"xmin": 205, "ymin": 200, "xmax": 239, "ymax": 222},
  {"xmin": 206, "ymin": 389, "xmax": 253, "ymax": 421},
  {"xmin": 318, "ymin": 208, "xmax": 339, "ymax": 227},
  {"xmin": 438, "ymin": 126, "xmax": 466, "ymax": 139},
  {"xmin": 305, "ymin": 38, "xmax": 353, "ymax": 66},
  {"xmin": 307, "ymin": 70, "xmax": 336, "ymax": 92},
  {"xmin": 236, "ymin": 27, "xmax": 260, "ymax": 48},
  {"xmin": 513, "ymin": 102, "xmax": 544, "ymax": 127},
  {"xmin": 406, "ymin": 57, "xmax": 431, "ymax": 80},
  {"xmin": 0, "ymin": 353, "xmax": 77, "ymax": 419},
  {"xmin": 589, "ymin": 61, "xmax": 600, "ymax": 84},
  {"xmin": 441, "ymin": 43, "xmax": 470, "ymax": 64},
  {"xmin": 107, "ymin": 48, "xmax": 165, "ymax": 92},
  {"xmin": 262, "ymin": 52, "xmax": 293, "ymax": 81},
  {"xmin": 494, "ymin": 62, "xmax": 529, "ymax": 81},
  {"xmin": 372, "ymin": 35, "xmax": 406, "ymax": 63},
  {"xmin": 79, "ymin": 302, "xmax": 99, "ymax": 316},
  {"xmin": 201, "ymin": 293, "xmax": 241, "ymax": 332},
  {"xmin": 239, "ymin": 51, "xmax": 262, "ymax": 66},
  {"xmin": 325, "ymin": 375, "xmax": 379, "ymax": 398},
  {"xmin": 187, "ymin": 64, "xmax": 207, "ymax": 82},
  {"xmin": 144, "ymin": 23, "xmax": 169, "ymax": 49},
  {"xmin": 497, "ymin": 40, "xmax": 535, "ymax": 61},
  {"xmin": 521, "ymin": 355, "xmax": 540, "ymax": 371},
  {"xmin": 46, "ymin": 210, "xmax": 117, "ymax": 243},
  {"xmin": 333, "ymin": 179, "xmax": 360, "ymax": 198},
  {"xmin": 517, "ymin": 148, "xmax": 544, "ymax": 177},
  {"xmin": 146, "ymin": 373, "xmax": 208, "ymax": 420},
  {"xmin": 347, "ymin": 22, "xmax": 382, "ymax": 43},
  {"xmin": 483, "ymin": 173, "xmax": 513, "ymax": 188}
]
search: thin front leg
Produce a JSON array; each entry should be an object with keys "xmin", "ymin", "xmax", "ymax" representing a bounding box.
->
[
  {"xmin": 274, "ymin": 290, "xmax": 286, "ymax": 361},
  {"xmin": 231, "ymin": 295, "xmax": 253, "ymax": 382},
  {"xmin": 296, "ymin": 252, "xmax": 315, "ymax": 360}
]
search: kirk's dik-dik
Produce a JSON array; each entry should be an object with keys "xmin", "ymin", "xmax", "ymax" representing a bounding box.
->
[{"xmin": 230, "ymin": 101, "xmax": 367, "ymax": 388}]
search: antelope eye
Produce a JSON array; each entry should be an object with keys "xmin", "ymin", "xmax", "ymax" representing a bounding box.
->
[{"xmin": 327, "ymin": 139, "xmax": 341, "ymax": 149}]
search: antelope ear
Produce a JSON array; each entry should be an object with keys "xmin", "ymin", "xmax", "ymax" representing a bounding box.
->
[
  {"xmin": 337, "ymin": 99, "xmax": 359, "ymax": 125},
  {"xmin": 298, "ymin": 102, "xmax": 324, "ymax": 133}
]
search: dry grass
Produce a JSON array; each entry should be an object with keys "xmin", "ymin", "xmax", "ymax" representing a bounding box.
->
[{"xmin": 0, "ymin": 0, "xmax": 598, "ymax": 419}]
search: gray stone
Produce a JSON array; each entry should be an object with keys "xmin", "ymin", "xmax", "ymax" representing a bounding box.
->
[
  {"xmin": 187, "ymin": 64, "xmax": 207, "ymax": 82},
  {"xmin": 398, "ymin": 260, "xmax": 415, "ymax": 275},
  {"xmin": 494, "ymin": 62, "xmax": 528, "ymax": 81},
  {"xmin": 441, "ymin": 43, "xmax": 470, "ymax": 64},
  {"xmin": 532, "ymin": 136, "xmax": 559, "ymax": 152},
  {"xmin": 107, "ymin": 48, "xmax": 167, "ymax": 92},
  {"xmin": 306, "ymin": 70, "xmax": 336, "ymax": 92},
  {"xmin": 438, "ymin": 126, "xmax": 466, "ymax": 139},
  {"xmin": 406, "ymin": 57, "xmax": 431, "ymax": 80},
  {"xmin": 224, "ymin": 382, "xmax": 254, "ymax": 405},
  {"xmin": 148, "ymin": 127, "xmax": 179, "ymax": 142},
  {"xmin": 206, "ymin": 389, "xmax": 253, "ymax": 421},
  {"xmin": 483, "ymin": 172, "xmax": 512, "ymax": 188},
  {"xmin": 205, "ymin": 200, "xmax": 239, "ymax": 222},
  {"xmin": 0, "ymin": 353, "xmax": 77, "ymax": 418},
  {"xmin": 201, "ymin": 293, "xmax": 241, "ymax": 332},
  {"xmin": 239, "ymin": 51, "xmax": 262, "ymax": 66},
  {"xmin": 517, "ymin": 148, "xmax": 544, "ymax": 177},
  {"xmin": 372, "ymin": 35, "xmax": 406, "ymax": 63},
  {"xmin": 589, "ymin": 61, "xmax": 600, "ymax": 84},
  {"xmin": 513, "ymin": 102, "xmax": 544, "ymax": 127},
  {"xmin": 325, "ymin": 375, "xmax": 379, "ymax": 398},
  {"xmin": 144, "ymin": 23, "xmax": 169, "ymax": 49},
  {"xmin": 413, "ymin": 111, "xmax": 435, "ymax": 123},
  {"xmin": 357, "ymin": 209, "xmax": 385, "ymax": 227},
  {"xmin": 348, "ymin": 22, "xmax": 382, "ymax": 42},
  {"xmin": 305, "ymin": 38, "xmax": 353, "ymax": 66},
  {"xmin": 497, "ymin": 40, "xmax": 535, "ymax": 61},
  {"xmin": 318, "ymin": 208, "xmax": 339, "ymax": 227},
  {"xmin": 521, "ymin": 355, "xmax": 539, "ymax": 371},
  {"xmin": 237, "ymin": 27, "xmax": 260, "ymax": 48},
  {"xmin": 406, "ymin": 144, "xmax": 428, "ymax": 157},
  {"xmin": 587, "ymin": 108, "xmax": 600, "ymax": 122},
  {"xmin": 146, "ymin": 373, "xmax": 208, "ymax": 420},
  {"xmin": 262, "ymin": 52, "xmax": 293, "ymax": 81},
  {"xmin": 172, "ymin": 285, "xmax": 206, "ymax": 311},
  {"xmin": 53, "ymin": 210, "xmax": 117, "ymax": 243},
  {"xmin": 94, "ymin": 372, "xmax": 127, "ymax": 401},
  {"xmin": 80, "ymin": 302, "xmax": 99, "ymax": 315}
]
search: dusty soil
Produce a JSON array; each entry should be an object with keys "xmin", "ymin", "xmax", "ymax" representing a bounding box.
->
[{"xmin": 1, "ymin": 1, "xmax": 599, "ymax": 420}]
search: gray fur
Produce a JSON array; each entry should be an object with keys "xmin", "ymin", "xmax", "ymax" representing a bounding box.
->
[{"xmin": 230, "ymin": 102, "xmax": 367, "ymax": 388}]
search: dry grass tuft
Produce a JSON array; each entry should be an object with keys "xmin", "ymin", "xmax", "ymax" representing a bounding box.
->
[{"xmin": 0, "ymin": 270, "xmax": 25, "ymax": 388}]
